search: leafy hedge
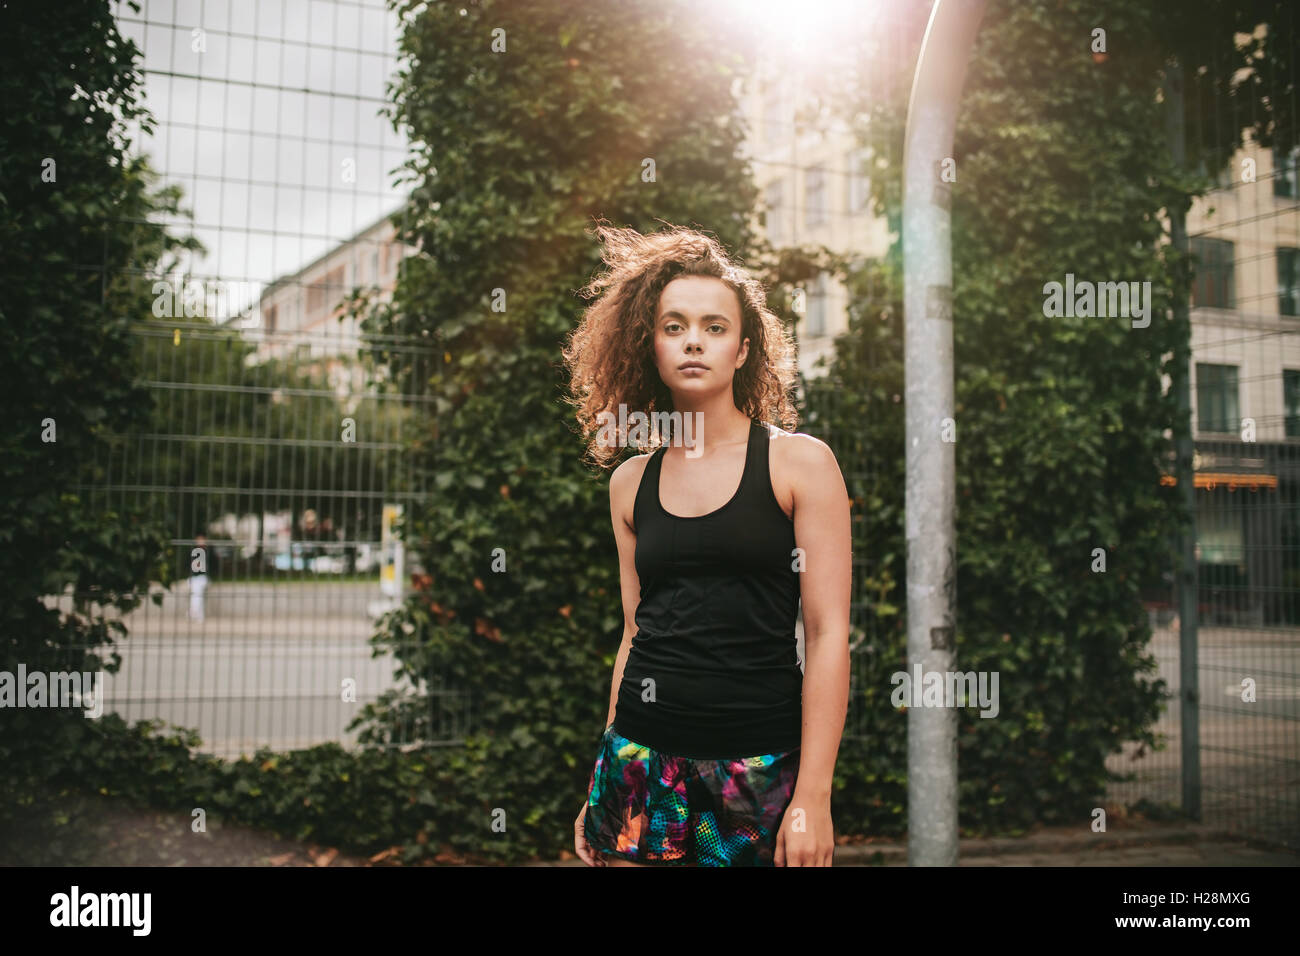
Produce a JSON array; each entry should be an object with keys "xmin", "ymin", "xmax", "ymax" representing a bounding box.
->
[
  {"xmin": 343, "ymin": 0, "xmax": 778, "ymax": 862},
  {"xmin": 0, "ymin": 0, "xmax": 178, "ymax": 856}
]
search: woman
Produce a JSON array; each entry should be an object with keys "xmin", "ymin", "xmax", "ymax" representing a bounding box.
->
[{"xmin": 562, "ymin": 222, "xmax": 851, "ymax": 867}]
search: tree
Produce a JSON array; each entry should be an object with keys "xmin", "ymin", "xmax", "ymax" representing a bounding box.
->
[{"xmin": 0, "ymin": 0, "xmax": 201, "ymax": 849}]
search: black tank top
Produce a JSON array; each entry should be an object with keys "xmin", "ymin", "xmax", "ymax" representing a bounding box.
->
[{"xmin": 612, "ymin": 418, "xmax": 803, "ymax": 759}]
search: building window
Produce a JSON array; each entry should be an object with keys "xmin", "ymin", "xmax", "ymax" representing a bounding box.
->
[
  {"xmin": 805, "ymin": 166, "xmax": 827, "ymax": 229},
  {"xmin": 1278, "ymin": 247, "xmax": 1299, "ymax": 317},
  {"xmin": 1285, "ymin": 369, "xmax": 1300, "ymax": 438},
  {"xmin": 806, "ymin": 273, "xmax": 827, "ymax": 337},
  {"xmin": 846, "ymin": 147, "xmax": 871, "ymax": 214},
  {"xmin": 265, "ymin": 304, "xmax": 277, "ymax": 334},
  {"xmin": 1195, "ymin": 156, "xmax": 1232, "ymax": 190},
  {"xmin": 306, "ymin": 279, "xmax": 326, "ymax": 317},
  {"xmin": 1274, "ymin": 145, "xmax": 1299, "ymax": 198},
  {"xmin": 381, "ymin": 244, "xmax": 404, "ymax": 284},
  {"xmin": 306, "ymin": 265, "xmax": 345, "ymax": 320},
  {"xmin": 1195, "ymin": 362, "xmax": 1239, "ymax": 434},
  {"xmin": 1195, "ymin": 504, "xmax": 1245, "ymax": 567},
  {"xmin": 764, "ymin": 177, "xmax": 785, "ymax": 242},
  {"xmin": 762, "ymin": 83, "xmax": 783, "ymax": 146},
  {"xmin": 1191, "ymin": 237, "xmax": 1235, "ymax": 308}
]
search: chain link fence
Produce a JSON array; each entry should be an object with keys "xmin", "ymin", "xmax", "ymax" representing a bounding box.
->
[
  {"xmin": 41, "ymin": 0, "xmax": 471, "ymax": 759},
  {"xmin": 1106, "ymin": 30, "xmax": 1300, "ymax": 846}
]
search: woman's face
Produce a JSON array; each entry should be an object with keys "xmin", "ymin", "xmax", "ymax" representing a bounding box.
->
[{"xmin": 653, "ymin": 275, "xmax": 749, "ymax": 397}]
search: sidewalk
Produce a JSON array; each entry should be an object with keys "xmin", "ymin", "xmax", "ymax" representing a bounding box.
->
[
  {"xmin": 13, "ymin": 794, "xmax": 1296, "ymax": 866},
  {"xmin": 833, "ymin": 822, "xmax": 1299, "ymax": 866},
  {"xmin": 540, "ymin": 822, "xmax": 1300, "ymax": 866}
]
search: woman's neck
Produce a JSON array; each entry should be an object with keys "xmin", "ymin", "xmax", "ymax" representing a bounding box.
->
[{"xmin": 663, "ymin": 401, "xmax": 751, "ymax": 456}]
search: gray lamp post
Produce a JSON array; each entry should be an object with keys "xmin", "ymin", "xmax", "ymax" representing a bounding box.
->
[{"xmin": 902, "ymin": 0, "xmax": 988, "ymax": 867}]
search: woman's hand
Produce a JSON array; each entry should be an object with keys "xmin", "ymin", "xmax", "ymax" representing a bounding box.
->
[
  {"xmin": 774, "ymin": 793, "xmax": 834, "ymax": 866},
  {"xmin": 574, "ymin": 803, "xmax": 606, "ymax": 867}
]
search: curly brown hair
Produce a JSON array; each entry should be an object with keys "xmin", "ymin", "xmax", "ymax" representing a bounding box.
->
[{"xmin": 561, "ymin": 220, "xmax": 799, "ymax": 469}]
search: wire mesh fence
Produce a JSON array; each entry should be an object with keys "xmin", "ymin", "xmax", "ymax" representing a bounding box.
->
[
  {"xmin": 40, "ymin": 0, "xmax": 472, "ymax": 759},
  {"xmin": 46, "ymin": 315, "xmax": 474, "ymax": 758},
  {"xmin": 1104, "ymin": 37, "xmax": 1300, "ymax": 846}
]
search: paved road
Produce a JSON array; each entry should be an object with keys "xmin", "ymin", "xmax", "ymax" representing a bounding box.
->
[
  {"xmin": 49, "ymin": 582, "xmax": 422, "ymax": 757},
  {"xmin": 98, "ymin": 631, "xmax": 404, "ymax": 756},
  {"xmin": 1105, "ymin": 626, "xmax": 1300, "ymax": 849}
]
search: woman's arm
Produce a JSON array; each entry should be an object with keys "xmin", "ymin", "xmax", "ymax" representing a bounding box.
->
[
  {"xmin": 778, "ymin": 433, "xmax": 851, "ymax": 865},
  {"xmin": 603, "ymin": 454, "xmax": 648, "ymax": 730}
]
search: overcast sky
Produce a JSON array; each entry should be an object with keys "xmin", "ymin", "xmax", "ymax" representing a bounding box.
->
[{"xmin": 114, "ymin": 0, "xmax": 411, "ymax": 317}]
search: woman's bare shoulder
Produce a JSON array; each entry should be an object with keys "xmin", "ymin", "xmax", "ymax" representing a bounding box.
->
[
  {"xmin": 609, "ymin": 451, "xmax": 654, "ymax": 504},
  {"xmin": 764, "ymin": 422, "xmax": 839, "ymax": 472}
]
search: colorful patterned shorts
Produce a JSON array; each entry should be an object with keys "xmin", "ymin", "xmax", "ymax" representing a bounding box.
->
[{"xmin": 583, "ymin": 724, "xmax": 800, "ymax": 866}]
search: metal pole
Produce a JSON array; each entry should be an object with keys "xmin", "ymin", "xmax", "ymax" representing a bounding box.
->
[
  {"xmin": 1164, "ymin": 56, "xmax": 1201, "ymax": 821},
  {"xmin": 902, "ymin": 0, "xmax": 987, "ymax": 867}
]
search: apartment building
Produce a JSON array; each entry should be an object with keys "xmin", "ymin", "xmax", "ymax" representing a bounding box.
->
[
  {"xmin": 1178, "ymin": 138, "xmax": 1300, "ymax": 625},
  {"xmin": 739, "ymin": 21, "xmax": 906, "ymax": 378},
  {"xmin": 248, "ymin": 209, "xmax": 414, "ymax": 401}
]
